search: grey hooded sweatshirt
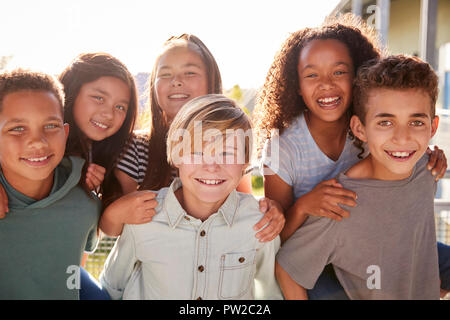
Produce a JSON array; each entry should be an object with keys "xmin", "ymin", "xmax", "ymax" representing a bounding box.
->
[{"xmin": 0, "ymin": 156, "xmax": 102, "ymax": 300}]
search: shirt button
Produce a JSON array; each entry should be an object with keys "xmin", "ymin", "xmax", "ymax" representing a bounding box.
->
[
  {"xmin": 198, "ymin": 265, "xmax": 205, "ymax": 272},
  {"xmin": 200, "ymin": 230, "xmax": 206, "ymax": 237},
  {"xmin": 184, "ymin": 216, "xmax": 190, "ymax": 221},
  {"xmin": 239, "ymin": 257, "xmax": 245, "ymax": 263}
]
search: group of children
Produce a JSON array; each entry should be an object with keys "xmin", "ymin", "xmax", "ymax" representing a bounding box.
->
[{"xmin": 0, "ymin": 13, "xmax": 449, "ymax": 300}]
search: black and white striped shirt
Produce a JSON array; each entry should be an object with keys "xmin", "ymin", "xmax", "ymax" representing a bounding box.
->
[
  {"xmin": 117, "ymin": 133, "xmax": 150, "ymax": 184},
  {"xmin": 117, "ymin": 132, "xmax": 177, "ymax": 186}
]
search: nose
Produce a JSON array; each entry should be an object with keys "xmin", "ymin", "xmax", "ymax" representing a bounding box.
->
[
  {"xmin": 171, "ymin": 75, "xmax": 183, "ymax": 87},
  {"xmin": 319, "ymin": 75, "xmax": 335, "ymax": 90},
  {"xmin": 28, "ymin": 131, "xmax": 48, "ymax": 150},
  {"xmin": 392, "ymin": 125, "xmax": 411, "ymax": 145},
  {"xmin": 202, "ymin": 155, "xmax": 221, "ymax": 171},
  {"xmin": 100, "ymin": 104, "xmax": 114, "ymax": 121}
]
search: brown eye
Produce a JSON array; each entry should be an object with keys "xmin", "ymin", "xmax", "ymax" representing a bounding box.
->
[
  {"xmin": 378, "ymin": 120, "xmax": 392, "ymax": 127},
  {"xmin": 410, "ymin": 120, "xmax": 424, "ymax": 127}
]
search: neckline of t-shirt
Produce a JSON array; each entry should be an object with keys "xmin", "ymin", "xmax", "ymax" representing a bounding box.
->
[
  {"xmin": 299, "ymin": 113, "xmax": 352, "ymax": 165},
  {"xmin": 338, "ymin": 161, "xmax": 419, "ymax": 188}
]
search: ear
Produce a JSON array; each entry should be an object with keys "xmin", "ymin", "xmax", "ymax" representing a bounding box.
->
[
  {"xmin": 350, "ymin": 115, "xmax": 368, "ymax": 143},
  {"xmin": 430, "ymin": 115, "xmax": 439, "ymax": 138},
  {"xmin": 63, "ymin": 123, "xmax": 70, "ymax": 140}
]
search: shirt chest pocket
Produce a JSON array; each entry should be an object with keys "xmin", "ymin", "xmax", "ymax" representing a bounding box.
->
[{"xmin": 218, "ymin": 249, "xmax": 256, "ymax": 299}]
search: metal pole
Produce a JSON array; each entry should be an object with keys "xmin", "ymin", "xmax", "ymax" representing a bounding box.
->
[
  {"xmin": 419, "ymin": 0, "xmax": 438, "ymax": 70},
  {"xmin": 376, "ymin": 0, "xmax": 391, "ymax": 49},
  {"xmin": 352, "ymin": 0, "xmax": 363, "ymax": 17}
]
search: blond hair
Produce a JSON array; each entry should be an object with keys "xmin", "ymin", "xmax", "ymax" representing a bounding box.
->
[{"xmin": 167, "ymin": 94, "xmax": 253, "ymax": 167}]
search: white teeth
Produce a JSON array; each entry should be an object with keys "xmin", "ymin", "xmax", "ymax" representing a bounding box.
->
[
  {"xmin": 198, "ymin": 179, "xmax": 223, "ymax": 185},
  {"xmin": 26, "ymin": 156, "xmax": 49, "ymax": 162},
  {"xmin": 389, "ymin": 151, "xmax": 412, "ymax": 158},
  {"xmin": 169, "ymin": 94, "xmax": 188, "ymax": 99},
  {"xmin": 92, "ymin": 120, "xmax": 108, "ymax": 129},
  {"xmin": 318, "ymin": 96, "xmax": 340, "ymax": 104}
]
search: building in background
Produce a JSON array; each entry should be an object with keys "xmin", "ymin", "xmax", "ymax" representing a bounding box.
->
[{"xmin": 331, "ymin": 0, "xmax": 450, "ymax": 110}]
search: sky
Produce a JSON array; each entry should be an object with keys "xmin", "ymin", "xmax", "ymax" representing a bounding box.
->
[{"xmin": 1, "ymin": 0, "xmax": 341, "ymax": 89}]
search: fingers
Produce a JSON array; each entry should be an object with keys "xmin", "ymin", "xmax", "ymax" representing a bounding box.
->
[
  {"xmin": 427, "ymin": 145, "xmax": 439, "ymax": 171},
  {"xmin": 86, "ymin": 172, "xmax": 102, "ymax": 191},
  {"xmin": 86, "ymin": 164, "xmax": 106, "ymax": 189},
  {"xmin": 89, "ymin": 163, "xmax": 106, "ymax": 175},
  {"xmin": 254, "ymin": 200, "xmax": 285, "ymax": 242},
  {"xmin": 321, "ymin": 178, "xmax": 343, "ymax": 188},
  {"xmin": 258, "ymin": 198, "xmax": 269, "ymax": 214},
  {"xmin": 323, "ymin": 185, "xmax": 357, "ymax": 201},
  {"xmin": 323, "ymin": 203, "xmax": 351, "ymax": 220},
  {"xmin": 427, "ymin": 146, "xmax": 447, "ymax": 181},
  {"xmin": 136, "ymin": 190, "xmax": 158, "ymax": 202}
]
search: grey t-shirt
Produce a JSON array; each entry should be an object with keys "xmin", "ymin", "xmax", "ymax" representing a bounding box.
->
[{"xmin": 276, "ymin": 155, "xmax": 440, "ymax": 300}]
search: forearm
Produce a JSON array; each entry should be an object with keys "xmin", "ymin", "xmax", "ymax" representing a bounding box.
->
[
  {"xmin": 99, "ymin": 204, "xmax": 125, "ymax": 237},
  {"xmin": 280, "ymin": 200, "xmax": 308, "ymax": 243},
  {"xmin": 275, "ymin": 261, "xmax": 308, "ymax": 300}
]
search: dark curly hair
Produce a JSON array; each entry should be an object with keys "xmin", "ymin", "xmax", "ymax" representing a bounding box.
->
[
  {"xmin": 352, "ymin": 54, "xmax": 439, "ymax": 157},
  {"xmin": 253, "ymin": 13, "xmax": 383, "ymax": 153}
]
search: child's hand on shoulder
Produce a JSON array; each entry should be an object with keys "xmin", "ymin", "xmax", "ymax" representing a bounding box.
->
[
  {"xmin": 0, "ymin": 184, "xmax": 9, "ymax": 219},
  {"xmin": 296, "ymin": 178, "xmax": 357, "ymax": 221},
  {"xmin": 254, "ymin": 198, "xmax": 285, "ymax": 242},
  {"xmin": 86, "ymin": 163, "xmax": 106, "ymax": 191},
  {"xmin": 109, "ymin": 190, "xmax": 158, "ymax": 225},
  {"xmin": 426, "ymin": 146, "xmax": 448, "ymax": 181}
]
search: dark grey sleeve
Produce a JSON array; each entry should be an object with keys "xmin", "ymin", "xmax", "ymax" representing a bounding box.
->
[{"xmin": 276, "ymin": 216, "xmax": 339, "ymax": 290}]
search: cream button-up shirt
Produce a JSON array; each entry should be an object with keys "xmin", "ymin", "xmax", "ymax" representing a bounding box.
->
[{"xmin": 100, "ymin": 178, "xmax": 282, "ymax": 300}]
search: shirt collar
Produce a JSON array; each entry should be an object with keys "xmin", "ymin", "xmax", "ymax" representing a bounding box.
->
[{"xmin": 162, "ymin": 178, "xmax": 239, "ymax": 228}]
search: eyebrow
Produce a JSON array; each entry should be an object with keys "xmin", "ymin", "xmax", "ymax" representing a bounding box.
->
[
  {"xmin": 301, "ymin": 61, "xmax": 351, "ymax": 72},
  {"xmin": 374, "ymin": 113, "xmax": 430, "ymax": 118}
]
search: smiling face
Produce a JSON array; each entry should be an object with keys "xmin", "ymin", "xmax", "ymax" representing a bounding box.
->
[
  {"xmin": 176, "ymin": 134, "xmax": 247, "ymax": 215},
  {"xmin": 0, "ymin": 90, "xmax": 69, "ymax": 191},
  {"xmin": 154, "ymin": 46, "xmax": 209, "ymax": 122},
  {"xmin": 297, "ymin": 39, "xmax": 354, "ymax": 123},
  {"xmin": 72, "ymin": 76, "xmax": 130, "ymax": 141},
  {"xmin": 351, "ymin": 88, "xmax": 438, "ymax": 180}
]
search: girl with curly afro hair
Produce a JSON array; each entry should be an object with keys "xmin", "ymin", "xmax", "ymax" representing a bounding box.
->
[{"xmin": 253, "ymin": 13, "xmax": 448, "ymax": 299}]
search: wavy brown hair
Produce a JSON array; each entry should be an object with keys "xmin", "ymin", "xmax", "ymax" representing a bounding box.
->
[
  {"xmin": 253, "ymin": 13, "xmax": 382, "ymax": 153},
  {"xmin": 59, "ymin": 52, "xmax": 138, "ymax": 206},
  {"xmin": 139, "ymin": 34, "xmax": 223, "ymax": 191},
  {"xmin": 352, "ymin": 54, "xmax": 439, "ymax": 157}
]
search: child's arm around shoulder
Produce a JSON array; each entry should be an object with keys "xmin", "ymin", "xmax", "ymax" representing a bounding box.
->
[{"xmin": 99, "ymin": 189, "xmax": 159, "ymax": 237}]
